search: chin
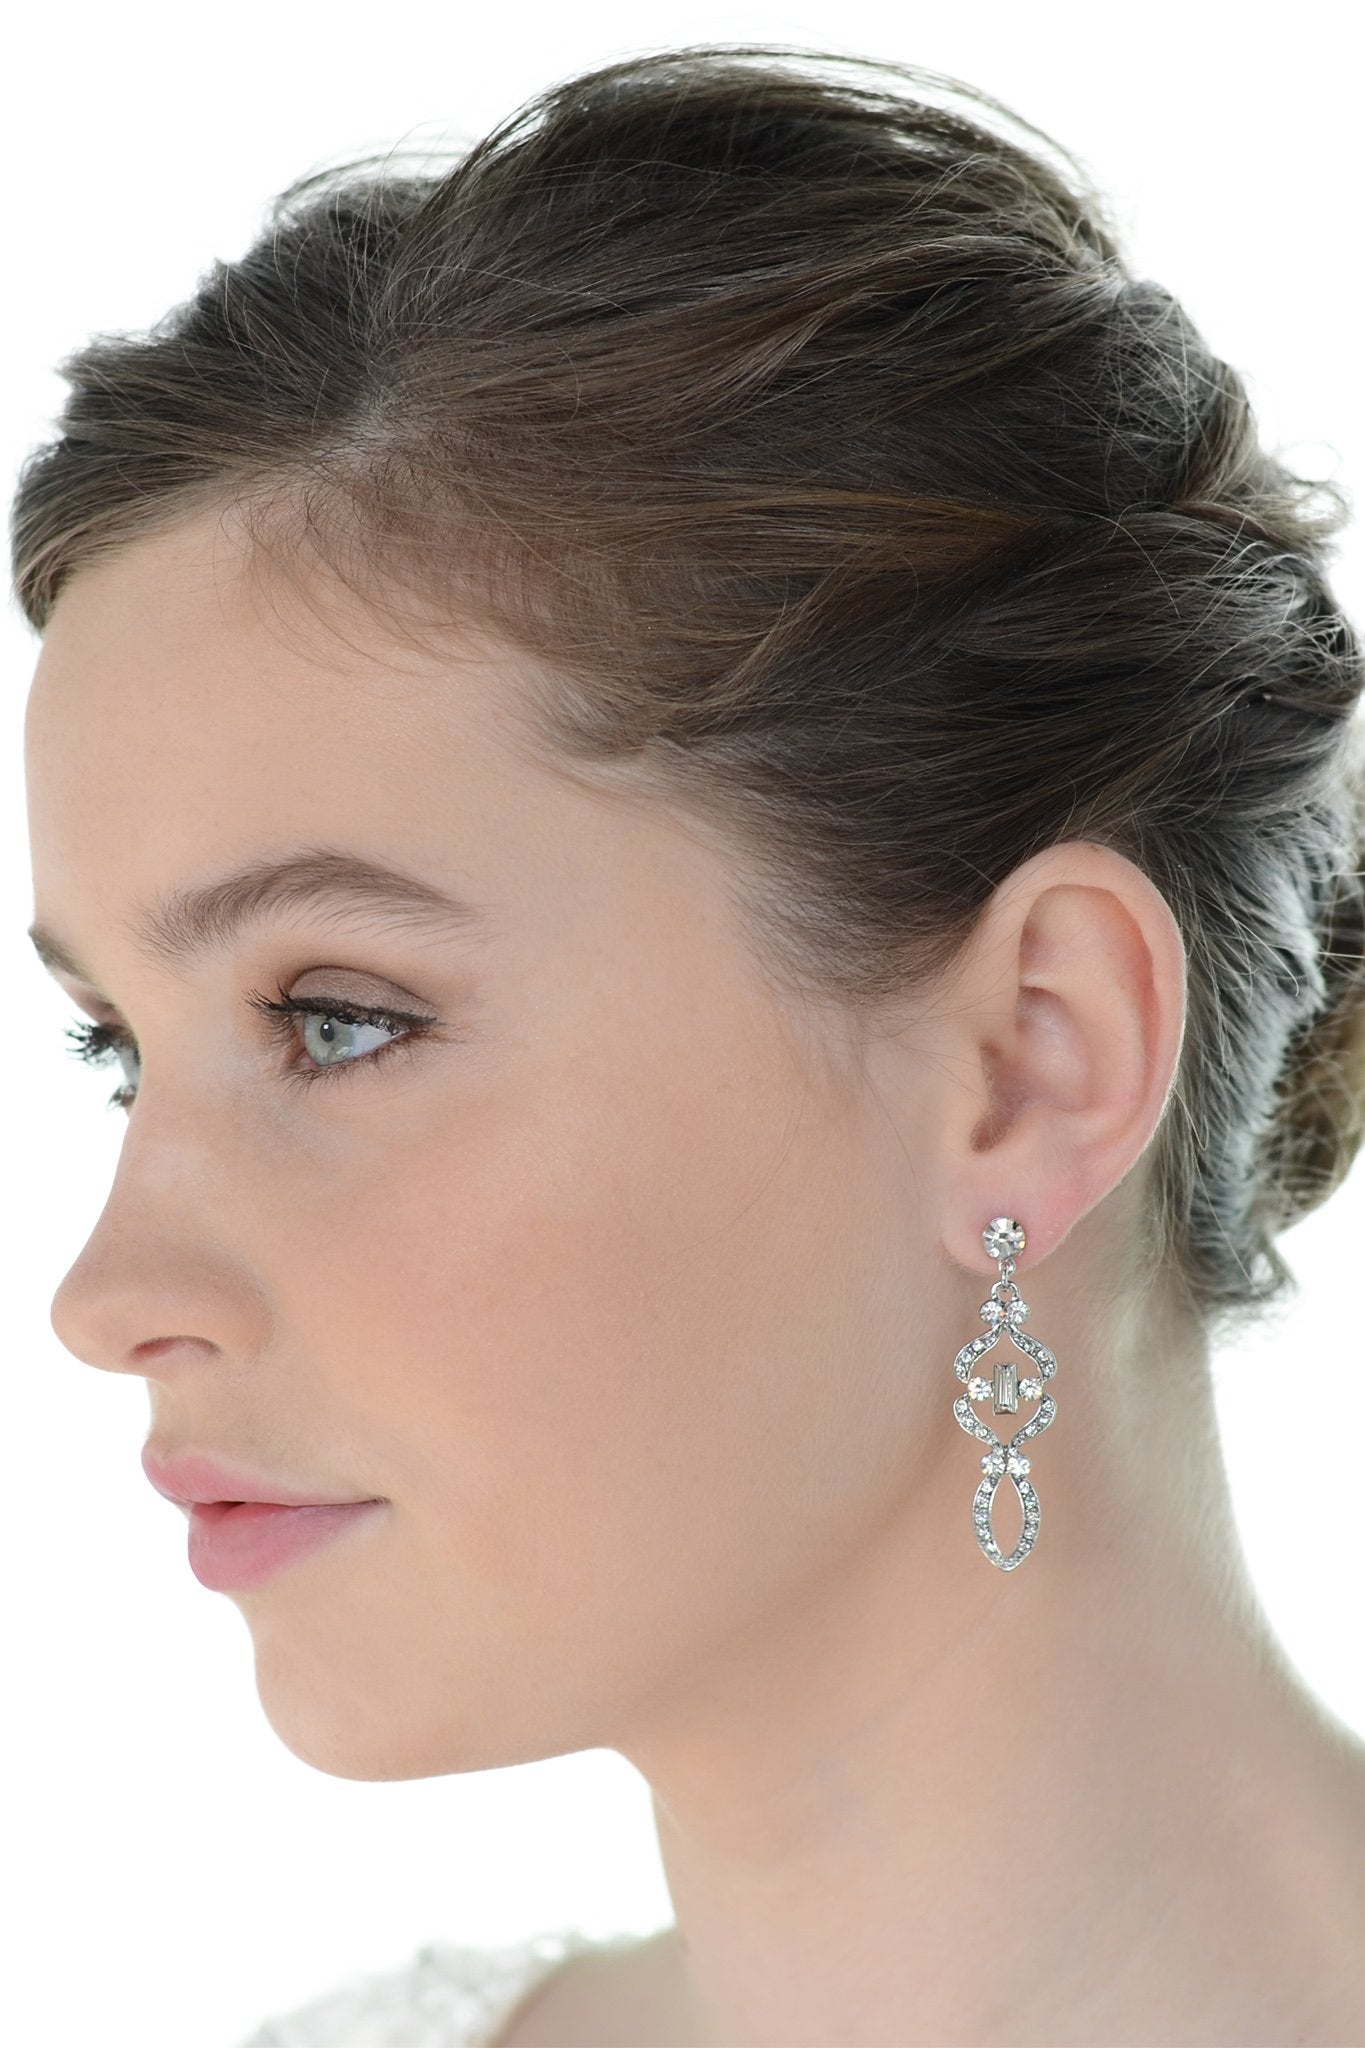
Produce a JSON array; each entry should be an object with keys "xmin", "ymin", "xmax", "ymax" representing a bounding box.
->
[{"xmin": 246, "ymin": 1640, "xmax": 567, "ymax": 1782}]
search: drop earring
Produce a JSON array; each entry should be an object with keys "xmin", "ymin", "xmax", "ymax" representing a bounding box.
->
[{"xmin": 952, "ymin": 1217, "xmax": 1058, "ymax": 1570}]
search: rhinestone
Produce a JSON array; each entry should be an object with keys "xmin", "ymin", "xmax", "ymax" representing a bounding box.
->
[{"xmin": 983, "ymin": 1217, "xmax": 1026, "ymax": 1262}]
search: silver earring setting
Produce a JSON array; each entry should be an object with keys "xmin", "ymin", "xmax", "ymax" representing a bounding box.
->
[{"xmin": 952, "ymin": 1217, "xmax": 1058, "ymax": 1570}]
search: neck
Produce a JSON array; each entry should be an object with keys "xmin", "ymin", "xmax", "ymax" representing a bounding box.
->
[{"xmin": 620, "ymin": 1281, "xmax": 1365, "ymax": 2045}]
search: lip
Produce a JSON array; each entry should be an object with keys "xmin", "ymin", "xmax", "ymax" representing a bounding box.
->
[
  {"xmin": 142, "ymin": 1445, "xmax": 383, "ymax": 1511},
  {"xmin": 186, "ymin": 1499, "xmax": 386, "ymax": 1592}
]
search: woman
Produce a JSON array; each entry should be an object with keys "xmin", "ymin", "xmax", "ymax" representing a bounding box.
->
[{"xmin": 14, "ymin": 42, "xmax": 1365, "ymax": 2048}]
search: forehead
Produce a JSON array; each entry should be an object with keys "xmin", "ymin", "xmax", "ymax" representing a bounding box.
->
[
  {"xmin": 23, "ymin": 507, "xmax": 535, "ymax": 902},
  {"xmin": 20, "ymin": 507, "xmax": 746, "ymax": 1008},
  {"xmin": 26, "ymin": 503, "xmax": 499, "ymax": 756}
]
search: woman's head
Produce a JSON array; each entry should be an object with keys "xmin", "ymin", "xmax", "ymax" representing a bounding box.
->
[{"xmin": 15, "ymin": 47, "xmax": 1365, "ymax": 1776}]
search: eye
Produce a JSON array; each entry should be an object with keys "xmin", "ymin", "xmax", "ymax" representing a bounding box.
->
[
  {"xmin": 64, "ymin": 989, "xmax": 439, "ymax": 1112},
  {"xmin": 64, "ymin": 1020, "xmax": 143, "ymax": 1109}
]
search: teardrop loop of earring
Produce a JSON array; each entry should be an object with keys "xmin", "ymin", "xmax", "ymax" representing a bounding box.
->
[{"xmin": 951, "ymin": 1217, "xmax": 1058, "ymax": 1570}]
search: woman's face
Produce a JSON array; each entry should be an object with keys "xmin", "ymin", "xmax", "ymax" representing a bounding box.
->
[{"xmin": 24, "ymin": 506, "xmax": 946, "ymax": 1780}]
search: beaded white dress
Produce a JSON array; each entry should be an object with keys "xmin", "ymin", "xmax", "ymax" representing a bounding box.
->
[{"xmin": 235, "ymin": 1926, "xmax": 645, "ymax": 2048}]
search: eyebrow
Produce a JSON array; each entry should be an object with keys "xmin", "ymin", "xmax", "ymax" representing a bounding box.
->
[{"xmin": 28, "ymin": 845, "xmax": 491, "ymax": 990}]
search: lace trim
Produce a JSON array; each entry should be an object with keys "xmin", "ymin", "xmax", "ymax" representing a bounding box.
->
[{"xmin": 237, "ymin": 1926, "xmax": 640, "ymax": 2048}]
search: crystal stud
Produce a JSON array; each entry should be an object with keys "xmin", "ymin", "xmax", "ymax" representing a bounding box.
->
[{"xmin": 982, "ymin": 1217, "xmax": 1026, "ymax": 1263}]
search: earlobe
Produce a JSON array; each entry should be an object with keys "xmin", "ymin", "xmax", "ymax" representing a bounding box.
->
[{"xmin": 940, "ymin": 841, "xmax": 1187, "ymax": 1275}]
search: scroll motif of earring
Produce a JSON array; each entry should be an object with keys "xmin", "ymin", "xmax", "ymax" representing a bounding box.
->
[{"xmin": 951, "ymin": 1217, "xmax": 1057, "ymax": 1570}]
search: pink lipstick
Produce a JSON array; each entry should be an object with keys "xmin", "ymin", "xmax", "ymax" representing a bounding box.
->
[
  {"xmin": 141, "ymin": 1446, "xmax": 386, "ymax": 1591},
  {"xmin": 185, "ymin": 1498, "xmax": 385, "ymax": 1591}
]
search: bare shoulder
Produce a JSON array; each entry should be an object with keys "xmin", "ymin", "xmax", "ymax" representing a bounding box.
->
[{"xmin": 492, "ymin": 1928, "xmax": 691, "ymax": 2048}]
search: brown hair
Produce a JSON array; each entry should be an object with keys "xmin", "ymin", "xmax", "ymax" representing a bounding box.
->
[{"xmin": 12, "ymin": 43, "xmax": 1365, "ymax": 1343}]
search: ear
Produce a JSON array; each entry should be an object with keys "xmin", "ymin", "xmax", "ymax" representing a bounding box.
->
[{"xmin": 911, "ymin": 841, "xmax": 1187, "ymax": 1277}]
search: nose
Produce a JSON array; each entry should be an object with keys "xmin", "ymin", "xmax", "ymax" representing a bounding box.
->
[
  {"xmin": 47, "ymin": 1150, "xmax": 268, "ymax": 1381},
  {"xmin": 50, "ymin": 1233, "xmax": 248, "ymax": 1379}
]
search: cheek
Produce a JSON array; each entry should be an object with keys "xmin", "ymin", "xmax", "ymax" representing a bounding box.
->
[{"xmin": 261, "ymin": 991, "xmax": 911, "ymax": 1723}]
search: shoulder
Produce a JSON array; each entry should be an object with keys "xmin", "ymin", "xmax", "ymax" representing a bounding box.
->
[{"xmin": 234, "ymin": 1928, "xmax": 630, "ymax": 2048}]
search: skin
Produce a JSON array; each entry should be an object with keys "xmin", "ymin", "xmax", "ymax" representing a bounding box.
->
[{"xmin": 24, "ymin": 504, "xmax": 1365, "ymax": 2048}]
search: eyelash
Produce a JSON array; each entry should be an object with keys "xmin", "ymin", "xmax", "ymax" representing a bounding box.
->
[{"xmin": 64, "ymin": 986, "xmax": 438, "ymax": 1111}]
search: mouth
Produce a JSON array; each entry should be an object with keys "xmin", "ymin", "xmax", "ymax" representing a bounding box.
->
[
  {"xmin": 185, "ymin": 1497, "xmax": 387, "ymax": 1591},
  {"xmin": 142, "ymin": 1444, "xmax": 384, "ymax": 1511}
]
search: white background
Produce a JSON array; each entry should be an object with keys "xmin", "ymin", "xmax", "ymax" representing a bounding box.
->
[{"xmin": 2, "ymin": 5, "xmax": 1361, "ymax": 2045}]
